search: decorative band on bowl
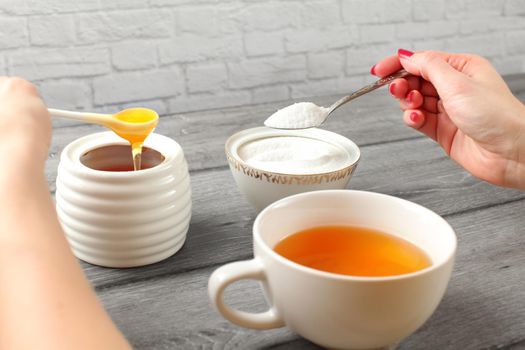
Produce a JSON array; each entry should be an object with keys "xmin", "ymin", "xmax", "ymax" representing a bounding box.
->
[
  {"xmin": 224, "ymin": 127, "xmax": 361, "ymax": 186},
  {"xmin": 226, "ymin": 153, "xmax": 358, "ymax": 185}
]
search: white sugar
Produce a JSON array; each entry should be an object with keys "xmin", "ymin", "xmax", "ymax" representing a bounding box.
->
[
  {"xmin": 237, "ymin": 136, "xmax": 350, "ymax": 175},
  {"xmin": 264, "ymin": 102, "xmax": 329, "ymax": 129}
]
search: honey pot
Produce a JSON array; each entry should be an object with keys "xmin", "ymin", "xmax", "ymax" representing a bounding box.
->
[{"xmin": 55, "ymin": 131, "xmax": 191, "ymax": 268}]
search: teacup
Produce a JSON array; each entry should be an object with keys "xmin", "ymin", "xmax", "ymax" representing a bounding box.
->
[
  {"xmin": 208, "ymin": 190, "xmax": 456, "ymax": 349},
  {"xmin": 225, "ymin": 127, "xmax": 360, "ymax": 212},
  {"xmin": 55, "ymin": 131, "xmax": 192, "ymax": 268}
]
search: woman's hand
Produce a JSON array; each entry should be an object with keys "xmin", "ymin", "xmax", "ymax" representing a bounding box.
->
[
  {"xmin": 0, "ymin": 77, "xmax": 131, "ymax": 350},
  {"xmin": 372, "ymin": 50, "xmax": 525, "ymax": 190},
  {"xmin": 0, "ymin": 77, "xmax": 51, "ymax": 171}
]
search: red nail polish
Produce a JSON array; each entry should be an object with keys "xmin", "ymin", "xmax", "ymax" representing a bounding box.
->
[
  {"xmin": 370, "ymin": 64, "xmax": 376, "ymax": 75},
  {"xmin": 389, "ymin": 83, "xmax": 396, "ymax": 96},
  {"xmin": 410, "ymin": 112, "xmax": 419, "ymax": 123},
  {"xmin": 398, "ymin": 48, "xmax": 414, "ymax": 59},
  {"xmin": 406, "ymin": 90, "xmax": 415, "ymax": 103}
]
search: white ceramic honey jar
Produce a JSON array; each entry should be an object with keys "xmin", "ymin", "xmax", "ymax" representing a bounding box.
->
[{"xmin": 55, "ymin": 131, "xmax": 191, "ymax": 268}]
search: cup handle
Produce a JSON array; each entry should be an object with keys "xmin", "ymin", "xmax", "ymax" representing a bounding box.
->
[{"xmin": 208, "ymin": 259, "xmax": 284, "ymax": 329}]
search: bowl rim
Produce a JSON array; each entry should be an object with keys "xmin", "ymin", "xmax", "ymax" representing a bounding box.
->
[
  {"xmin": 225, "ymin": 127, "xmax": 361, "ymax": 178},
  {"xmin": 60, "ymin": 131, "xmax": 183, "ymax": 179}
]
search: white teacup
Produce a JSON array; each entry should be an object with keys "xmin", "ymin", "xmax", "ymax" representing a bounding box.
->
[{"xmin": 208, "ymin": 190, "xmax": 456, "ymax": 349}]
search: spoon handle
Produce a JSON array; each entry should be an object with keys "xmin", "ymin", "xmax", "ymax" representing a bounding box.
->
[
  {"xmin": 48, "ymin": 108, "xmax": 110, "ymax": 125},
  {"xmin": 327, "ymin": 69, "xmax": 411, "ymax": 114}
]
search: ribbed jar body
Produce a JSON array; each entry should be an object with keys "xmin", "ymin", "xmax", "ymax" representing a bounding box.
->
[{"xmin": 56, "ymin": 132, "xmax": 191, "ymax": 268}]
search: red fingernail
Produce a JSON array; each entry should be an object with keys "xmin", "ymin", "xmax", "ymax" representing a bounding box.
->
[
  {"xmin": 410, "ymin": 112, "xmax": 419, "ymax": 123},
  {"xmin": 389, "ymin": 83, "xmax": 396, "ymax": 96},
  {"xmin": 406, "ymin": 90, "xmax": 415, "ymax": 103},
  {"xmin": 370, "ymin": 64, "xmax": 376, "ymax": 75},
  {"xmin": 398, "ymin": 48, "xmax": 414, "ymax": 59}
]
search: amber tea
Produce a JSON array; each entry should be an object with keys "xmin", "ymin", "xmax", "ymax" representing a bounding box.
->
[{"xmin": 273, "ymin": 225, "xmax": 431, "ymax": 277}]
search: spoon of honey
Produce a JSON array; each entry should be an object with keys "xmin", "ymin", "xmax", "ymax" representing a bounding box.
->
[{"xmin": 49, "ymin": 108, "xmax": 159, "ymax": 171}]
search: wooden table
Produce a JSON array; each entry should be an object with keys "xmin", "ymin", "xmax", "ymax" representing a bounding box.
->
[{"xmin": 46, "ymin": 84, "xmax": 525, "ymax": 349}]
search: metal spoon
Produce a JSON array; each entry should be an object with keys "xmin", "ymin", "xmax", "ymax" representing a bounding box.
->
[{"xmin": 264, "ymin": 69, "xmax": 411, "ymax": 130}]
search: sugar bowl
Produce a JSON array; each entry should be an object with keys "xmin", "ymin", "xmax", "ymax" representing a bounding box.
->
[{"xmin": 225, "ymin": 127, "xmax": 360, "ymax": 211}]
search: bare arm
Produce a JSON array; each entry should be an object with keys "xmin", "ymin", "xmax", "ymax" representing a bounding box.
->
[{"xmin": 0, "ymin": 77, "xmax": 131, "ymax": 350}]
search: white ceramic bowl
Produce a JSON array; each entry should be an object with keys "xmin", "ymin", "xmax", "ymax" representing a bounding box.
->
[
  {"xmin": 55, "ymin": 132, "xmax": 191, "ymax": 268},
  {"xmin": 225, "ymin": 127, "xmax": 360, "ymax": 212}
]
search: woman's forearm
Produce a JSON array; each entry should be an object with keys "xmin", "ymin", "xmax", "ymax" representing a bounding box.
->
[
  {"xmin": 0, "ymin": 171, "xmax": 131, "ymax": 350},
  {"xmin": 0, "ymin": 78, "xmax": 130, "ymax": 349}
]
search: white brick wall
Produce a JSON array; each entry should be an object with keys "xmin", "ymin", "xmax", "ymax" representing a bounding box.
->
[{"xmin": 0, "ymin": 0, "xmax": 523, "ymax": 115}]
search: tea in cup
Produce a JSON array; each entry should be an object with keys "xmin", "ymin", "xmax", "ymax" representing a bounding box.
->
[{"xmin": 208, "ymin": 190, "xmax": 456, "ymax": 349}]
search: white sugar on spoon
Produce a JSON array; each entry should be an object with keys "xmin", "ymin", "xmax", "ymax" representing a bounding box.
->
[
  {"xmin": 264, "ymin": 102, "xmax": 329, "ymax": 130},
  {"xmin": 264, "ymin": 69, "xmax": 411, "ymax": 130}
]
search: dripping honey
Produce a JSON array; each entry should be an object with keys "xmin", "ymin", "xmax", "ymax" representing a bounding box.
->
[
  {"xmin": 274, "ymin": 225, "xmax": 432, "ymax": 277},
  {"xmin": 111, "ymin": 109, "xmax": 158, "ymax": 171}
]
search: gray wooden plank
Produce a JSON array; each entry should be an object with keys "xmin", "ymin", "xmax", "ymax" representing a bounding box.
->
[
  {"xmin": 159, "ymin": 93, "xmax": 409, "ymax": 171},
  {"xmin": 44, "ymin": 78, "xmax": 525, "ymax": 350},
  {"xmin": 46, "ymin": 86, "xmax": 525, "ymax": 192},
  {"xmin": 47, "ymin": 73, "xmax": 525, "ymax": 130},
  {"xmin": 505, "ymin": 73, "xmax": 525, "ymax": 95},
  {"xmin": 45, "ymin": 92, "xmax": 415, "ymax": 192},
  {"xmin": 348, "ymin": 138, "xmax": 525, "ymax": 216},
  {"xmin": 399, "ymin": 200, "xmax": 525, "ymax": 350},
  {"xmin": 96, "ymin": 199, "xmax": 525, "ymax": 350},
  {"xmin": 81, "ymin": 137, "xmax": 524, "ymax": 290}
]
